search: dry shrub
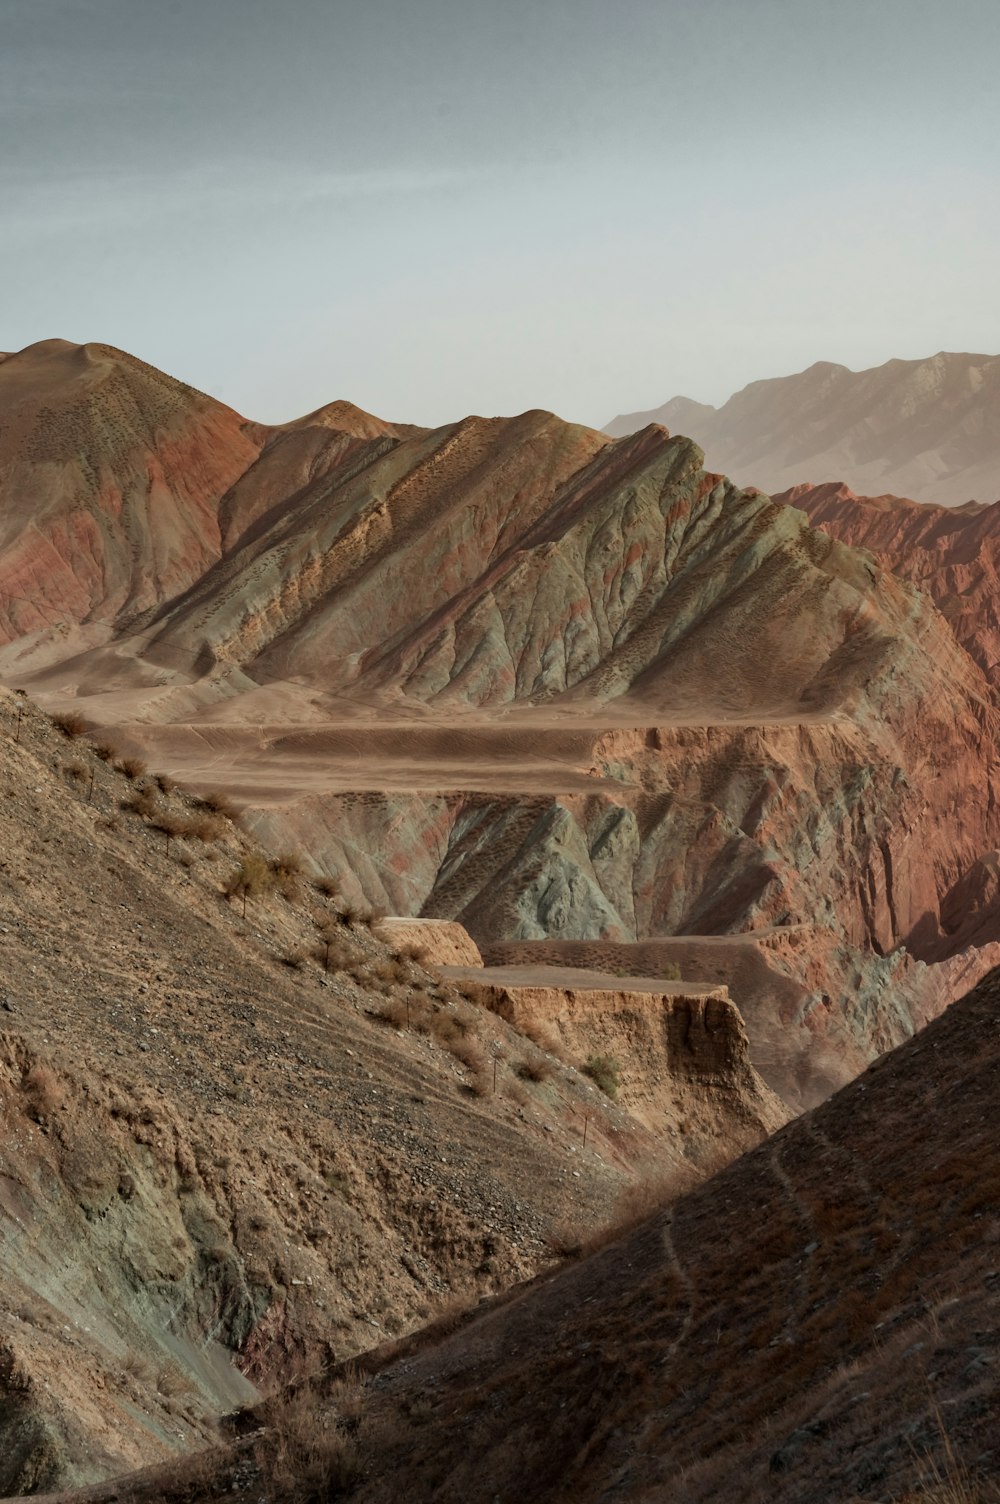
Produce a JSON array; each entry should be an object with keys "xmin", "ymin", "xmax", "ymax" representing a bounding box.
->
[
  {"xmin": 516, "ymin": 1054, "xmax": 555, "ymax": 1083},
  {"xmin": 314, "ymin": 934, "xmax": 364, "ymax": 973},
  {"xmin": 51, "ymin": 710, "xmax": 89, "ymax": 738},
  {"xmin": 199, "ymin": 789, "xmax": 240, "ymax": 820},
  {"xmin": 226, "ymin": 854, "xmax": 275, "ymax": 900},
  {"xmin": 116, "ymin": 755, "xmax": 147, "ymax": 781},
  {"xmin": 447, "ymin": 1034, "xmax": 486, "ymax": 1075},
  {"xmin": 314, "ymin": 874, "xmax": 341, "ymax": 898},
  {"xmin": 281, "ymin": 950, "xmax": 307, "ymax": 971},
  {"xmin": 22, "ymin": 1065, "xmax": 65, "ymax": 1118},
  {"xmin": 399, "ymin": 942, "xmax": 429, "ymax": 964},
  {"xmin": 584, "ymin": 1053, "xmax": 621, "ymax": 1099},
  {"xmin": 91, "ymin": 740, "xmax": 117, "ymax": 762},
  {"xmin": 123, "ymin": 1352, "xmax": 155, "ymax": 1385},
  {"xmin": 255, "ymin": 1386, "xmax": 359, "ymax": 1500},
  {"xmin": 156, "ymin": 1361, "xmax": 196, "ymax": 1398},
  {"xmin": 376, "ymin": 997, "xmax": 409, "ymax": 1029},
  {"xmin": 63, "ymin": 759, "xmax": 88, "ymax": 782},
  {"xmin": 272, "ymin": 850, "xmax": 303, "ymax": 878},
  {"xmin": 181, "ymin": 813, "xmax": 225, "ymax": 843},
  {"xmin": 122, "ymin": 788, "xmax": 159, "ymax": 820},
  {"xmin": 155, "ymin": 772, "xmax": 176, "ymax": 794},
  {"xmin": 520, "ymin": 1017, "xmax": 569, "ymax": 1063}
]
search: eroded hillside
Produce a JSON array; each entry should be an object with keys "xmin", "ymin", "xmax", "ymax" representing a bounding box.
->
[{"xmin": 0, "ymin": 689, "xmax": 776, "ymax": 1493}]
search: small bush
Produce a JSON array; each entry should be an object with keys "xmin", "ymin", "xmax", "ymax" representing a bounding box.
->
[
  {"xmin": 22, "ymin": 1065, "xmax": 65, "ymax": 1118},
  {"xmin": 584, "ymin": 1053, "xmax": 621, "ymax": 1099},
  {"xmin": 199, "ymin": 790, "xmax": 240, "ymax": 820},
  {"xmin": 116, "ymin": 756, "xmax": 147, "ymax": 781},
  {"xmin": 281, "ymin": 950, "xmax": 307, "ymax": 970},
  {"xmin": 272, "ymin": 850, "xmax": 303, "ymax": 878},
  {"xmin": 399, "ymin": 942, "xmax": 429, "ymax": 964},
  {"xmin": 155, "ymin": 772, "xmax": 176, "ymax": 794},
  {"xmin": 313, "ymin": 874, "xmax": 341, "ymax": 897},
  {"xmin": 516, "ymin": 1055, "xmax": 555, "ymax": 1084},
  {"xmin": 52, "ymin": 711, "xmax": 90, "ymax": 738},
  {"xmin": 91, "ymin": 740, "xmax": 117, "ymax": 762},
  {"xmin": 181, "ymin": 814, "xmax": 225, "ymax": 843},
  {"xmin": 63, "ymin": 759, "xmax": 88, "ymax": 782},
  {"xmin": 226, "ymin": 853, "xmax": 275, "ymax": 901}
]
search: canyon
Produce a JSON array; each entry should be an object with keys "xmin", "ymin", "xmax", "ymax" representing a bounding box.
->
[{"xmin": 0, "ymin": 337, "xmax": 999, "ymax": 1498}]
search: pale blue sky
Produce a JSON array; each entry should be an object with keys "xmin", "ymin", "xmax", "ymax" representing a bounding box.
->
[{"xmin": 3, "ymin": 0, "xmax": 998, "ymax": 425}]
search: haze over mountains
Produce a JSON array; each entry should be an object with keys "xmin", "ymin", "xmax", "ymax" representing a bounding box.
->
[{"xmin": 605, "ymin": 352, "xmax": 1000, "ymax": 506}]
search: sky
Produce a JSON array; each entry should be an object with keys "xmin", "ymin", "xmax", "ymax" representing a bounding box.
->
[{"xmin": 2, "ymin": 0, "xmax": 999, "ymax": 427}]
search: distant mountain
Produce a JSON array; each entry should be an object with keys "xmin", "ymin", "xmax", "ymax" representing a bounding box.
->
[{"xmin": 605, "ymin": 352, "xmax": 1000, "ymax": 505}]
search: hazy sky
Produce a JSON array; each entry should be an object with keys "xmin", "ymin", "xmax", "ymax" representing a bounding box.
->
[{"xmin": 3, "ymin": 0, "xmax": 999, "ymax": 426}]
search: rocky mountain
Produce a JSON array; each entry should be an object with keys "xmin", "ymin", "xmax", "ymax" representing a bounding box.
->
[
  {"xmin": 0, "ymin": 687, "xmax": 781, "ymax": 1493},
  {"xmin": 57, "ymin": 964, "xmax": 1000, "ymax": 1504},
  {"xmin": 2, "ymin": 340, "xmax": 999, "ymax": 1118},
  {"xmin": 780, "ymin": 480, "xmax": 1000, "ymax": 690},
  {"xmin": 605, "ymin": 351, "xmax": 1000, "ymax": 505}
]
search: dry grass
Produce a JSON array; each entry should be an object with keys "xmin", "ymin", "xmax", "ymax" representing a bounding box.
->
[
  {"xmin": 313, "ymin": 875, "xmax": 341, "ymax": 898},
  {"xmin": 115, "ymin": 755, "xmax": 147, "ymax": 781},
  {"xmin": 254, "ymin": 1384, "xmax": 359, "ymax": 1500},
  {"xmin": 51, "ymin": 710, "xmax": 90, "ymax": 738},
  {"xmin": 198, "ymin": 790, "xmax": 240, "ymax": 820},
  {"xmin": 21, "ymin": 1064, "xmax": 66, "ymax": 1118},
  {"xmin": 225, "ymin": 854, "xmax": 275, "ymax": 901},
  {"xmin": 63, "ymin": 759, "xmax": 88, "ymax": 782}
]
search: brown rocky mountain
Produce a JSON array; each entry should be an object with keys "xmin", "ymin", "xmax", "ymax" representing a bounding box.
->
[
  {"xmin": 779, "ymin": 480, "xmax": 1000, "ymax": 689},
  {"xmin": 0, "ymin": 688, "xmax": 780, "ymax": 1493},
  {"xmin": 604, "ymin": 351, "xmax": 1000, "ymax": 505},
  {"xmin": 49, "ymin": 966, "xmax": 1000, "ymax": 1504},
  {"xmin": 1, "ymin": 340, "xmax": 999, "ymax": 1119},
  {"xmin": 2, "ymin": 339, "xmax": 1000, "ymax": 1501}
]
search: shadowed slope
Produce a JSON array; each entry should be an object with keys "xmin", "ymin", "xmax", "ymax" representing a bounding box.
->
[{"xmin": 56, "ymin": 966, "xmax": 1000, "ymax": 1504}]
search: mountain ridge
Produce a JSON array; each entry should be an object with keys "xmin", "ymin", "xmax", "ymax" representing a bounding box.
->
[{"xmin": 605, "ymin": 351, "xmax": 1000, "ymax": 505}]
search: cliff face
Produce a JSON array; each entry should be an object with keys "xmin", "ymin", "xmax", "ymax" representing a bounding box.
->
[
  {"xmin": 467, "ymin": 969, "xmax": 784, "ymax": 1145},
  {"xmin": 604, "ymin": 350, "xmax": 1000, "ymax": 505}
]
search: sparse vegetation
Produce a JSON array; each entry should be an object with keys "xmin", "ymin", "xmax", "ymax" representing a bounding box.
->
[
  {"xmin": 51, "ymin": 710, "xmax": 89, "ymax": 738},
  {"xmin": 21, "ymin": 1064, "xmax": 65, "ymax": 1118},
  {"xmin": 198, "ymin": 789, "xmax": 240, "ymax": 820},
  {"xmin": 226, "ymin": 853, "xmax": 276, "ymax": 914},
  {"xmin": 115, "ymin": 755, "xmax": 147, "ymax": 781},
  {"xmin": 516, "ymin": 1053, "xmax": 555, "ymax": 1083},
  {"xmin": 584, "ymin": 1053, "xmax": 620, "ymax": 1098},
  {"xmin": 255, "ymin": 1385, "xmax": 359, "ymax": 1501}
]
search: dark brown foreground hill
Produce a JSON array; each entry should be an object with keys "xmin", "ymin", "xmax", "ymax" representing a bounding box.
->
[{"xmin": 42, "ymin": 965, "xmax": 1000, "ymax": 1503}]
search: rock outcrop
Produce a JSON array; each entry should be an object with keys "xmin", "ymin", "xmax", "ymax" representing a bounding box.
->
[{"xmin": 605, "ymin": 351, "xmax": 1000, "ymax": 505}]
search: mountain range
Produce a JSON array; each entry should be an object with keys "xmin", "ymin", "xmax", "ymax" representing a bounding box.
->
[
  {"xmin": 605, "ymin": 351, "xmax": 1000, "ymax": 505},
  {"xmin": 2, "ymin": 336, "xmax": 1000, "ymax": 1498}
]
